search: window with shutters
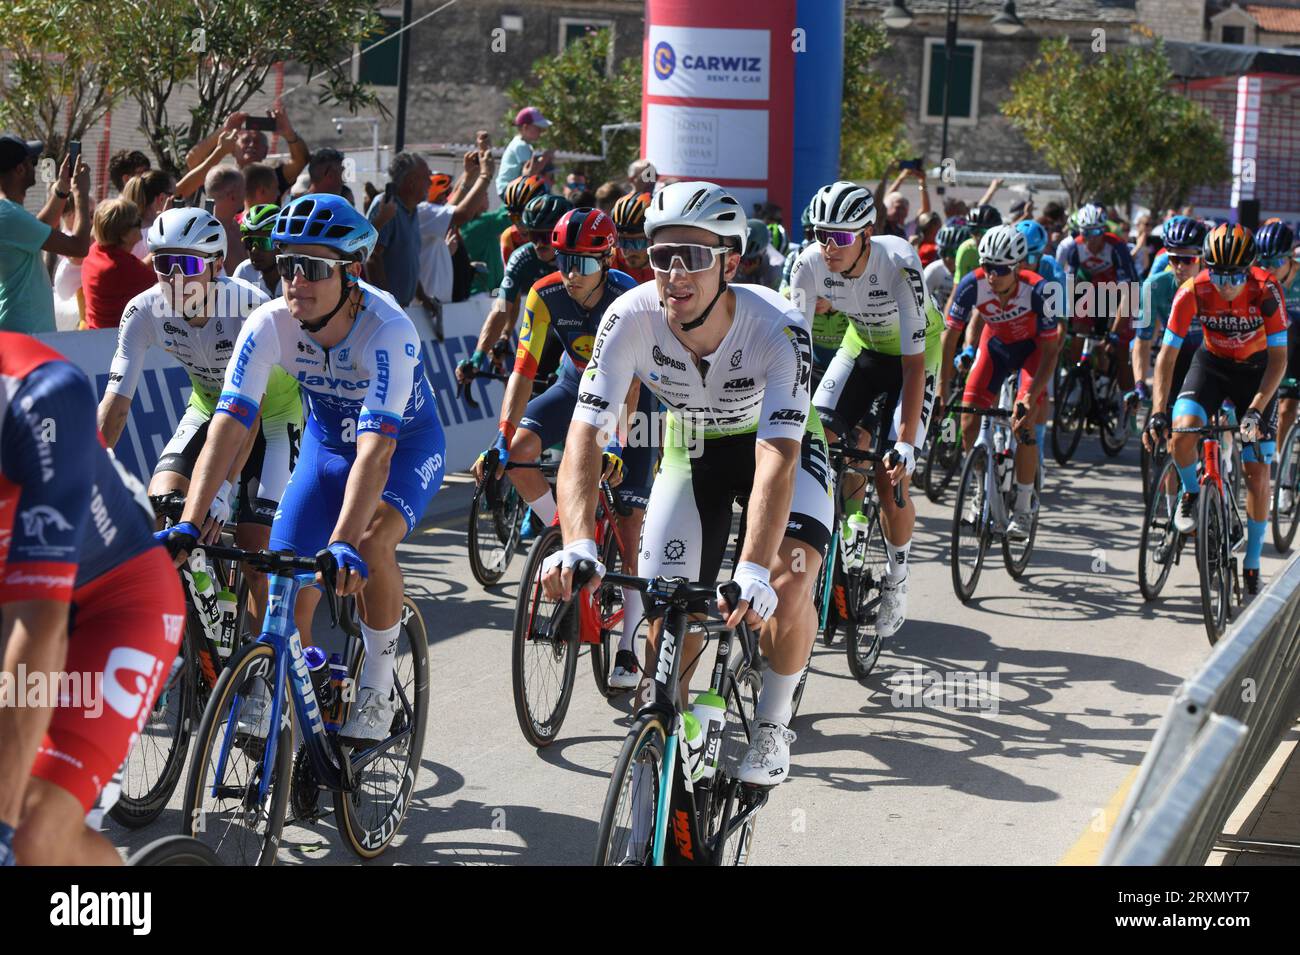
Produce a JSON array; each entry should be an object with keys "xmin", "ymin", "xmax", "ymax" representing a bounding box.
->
[
  {"xmin": 920, "ymin": 38, "xmax": 983, "ymax": 126},
  {"xmin": 354, "ymin": 11, "xmax": 402, "ymax": 88}
]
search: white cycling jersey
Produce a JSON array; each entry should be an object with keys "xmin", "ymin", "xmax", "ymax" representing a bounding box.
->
[
  {"xmin": 923, "ymin": 258, "xmax": 954, "ymax": 315},
  {"xmin": 574, "ymin": 282, "xmax": 814, "ymax": 444},
  {"xmin": 216, "ymin": 280, "xmax": 439, "ymax": 449},
  {"xmin": 788, "ymin": 233, "xmax": 929, "ymax": 357}
]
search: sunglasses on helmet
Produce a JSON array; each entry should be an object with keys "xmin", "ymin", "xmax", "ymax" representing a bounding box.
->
[
  {"xmin": 275, "ymin": 253, "xmax": 350, "ymax": 282},
  {"xmin": 556, "ymin": 252, "xmax": 603, "ymax": 276},
  {"xmin": 153, "ymin": 253, "xmax": 215, "ymax": 277},
  {"xmin": 1207, "ymin": 268, "xmax": 1248, "ymax": 288},
  {"xmin": 814, "ymin": 228, "xmax": 860, "ymax": 248},
  {"xmin": 647, "ymin": 243, "xmax": 726, "ymax": 273}
]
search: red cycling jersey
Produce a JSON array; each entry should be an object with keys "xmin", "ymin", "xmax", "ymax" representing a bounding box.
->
[
  {"xmin": 612, "ymin": 249, "xmax": 654, "ymax": 284},
  {"xmin": 1164, "ymin": 267, "xmax": 1287, "ymax": 363},
  {"xmin": 947, "ymin": 268, "xmax": 1060, "ymax": 345}
]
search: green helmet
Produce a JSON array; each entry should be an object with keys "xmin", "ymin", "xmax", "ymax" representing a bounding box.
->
[
  {"xmin": 239, "ymin": 203, "xmax": 280, "ymax": 235},
  {"xmin": 743, "ymin": 218, "xmax": 770, "ymax": 260},
  {"xmin": 521, "ymin": 193, "xmax": 573, "ymax": 232},
  {"xmin": 800, "ymin": 203, "xmax": 814, "ymax": 237},
  {"xmin": 767, "ymin": 222, "xmax": 789, "ymax": 256}
]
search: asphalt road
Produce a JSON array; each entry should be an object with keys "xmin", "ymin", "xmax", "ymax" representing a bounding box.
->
[{"xmin": 108, "ymin": 434, "xmax": 1288, "ymax": 865}]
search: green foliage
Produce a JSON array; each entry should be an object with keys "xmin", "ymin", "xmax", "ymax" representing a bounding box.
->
[
  {"xmin": 1002, "ymin": 38, "xmax": 1228, "ymax": 209},
  {"xmin": 503, "ymin": 29, "xmax": 642, "ymax": 186},
  {"xmin": 839, "ymin": 20, "xmax": 909, "ymax": 182},
  {"xmin": 0, "ymin": 0, "xmax": 134, "ymax": 156}
]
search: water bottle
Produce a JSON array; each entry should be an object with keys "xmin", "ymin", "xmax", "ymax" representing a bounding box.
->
[
  {"xmin": 215, "ymin": 588, "xmax": 238, "ymax": 657},
  {"xmin": 303, "ymin": 646, "xmax": 334, "ymax": 712},
  {"xmin": 689, "ymin": 689, "xmax": 727, "ymax": 781},
  {"xmin": 682, "ymin": 711, "xmax": 707, "ymax": 782},
  {"xmin": 997, "ymin": 452, "xmax": 1014, "ymax": 494},
  {"xmin": 185, "ymin": 556, "xmax": 222, "ymax": 645}
]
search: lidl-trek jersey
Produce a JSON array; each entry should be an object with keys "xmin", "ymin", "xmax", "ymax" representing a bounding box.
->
[{"xmin": 514, "ymin": 269, "xmax": 638, "ymax": 382}]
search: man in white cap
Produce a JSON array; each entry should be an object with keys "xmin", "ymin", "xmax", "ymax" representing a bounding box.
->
[{"xmin": 496, "ymin": 106, "xmax": 553, "ymax": 198}]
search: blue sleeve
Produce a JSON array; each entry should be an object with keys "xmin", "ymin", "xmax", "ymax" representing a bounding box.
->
[
  {"xmin": 1111, "ymin": 237, "xmax": 1138, "ymax": 284},
  {"xmin": 946, "ymin": 272, "xmax": 978, "ymax": 328},
  {"xmin": 1162, "ymin": 328, "xmax": 1185, "ymax": 349},
  {"xmin": 1030, "ymin": 281, "xmax": 1057, "ymax": 334}
]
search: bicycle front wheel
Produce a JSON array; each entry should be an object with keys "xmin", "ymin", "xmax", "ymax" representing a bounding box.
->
[
  {"xmin": 1196, "ymin": 481, "xmax": 1230, "ymax": 645},
  {"xmin": 1273, "ymin": 425, "xmax": 1300, "ymax": 553},
  {"xmin": 845, "ymin": 502, "xmax": 885, "ymax": 680},
  {"xmin": 334, "ymin": 596, "xmax": 430, "ymax": 859},
  {"xmin": 1001, "ymin": 466, "xmax": 1042, "ymax": 578},
  {"xmin": 511, "ymin": 527, "xmax": 580, "ymax": 746},
  {"xmin": 1098, "ymin": 380, "xmax": 1129, "ymax": 457},
  {"xmin": 127, "ymin": 834, "xmax": 223, "ymax": 866},
  {"xmin": 925, "ymin": 412, "xmax": 964, "ymax": 503},
  {"xmin": 951, "ymin": 445, "xmax": 991, "ymax": 603},
  {"xmin": 1051, "ymin": 368, "xmax": 1087, "ymax": 465},
  {"xmin": 591, "ymin": 531, "xmax": 623, "ymax": 697},
  {"xmin": 467, "ymin": 475, "xmax": 525, "ymax": 587},
  {"xmin": 593, "ymin": 712, "xmax": 669, "ymax": 866},
  {"xmin": 1138, "ymin": 456, "xmax": 1180, "ymax": 601}
]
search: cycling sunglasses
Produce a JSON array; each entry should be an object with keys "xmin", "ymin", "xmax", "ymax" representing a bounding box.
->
[
  {"xmin": 1257, "ymin": 255, "xmax": 1286, "ymax": 270},
  {"xmin": 982, "ymin": 262, "xmax": 1016, "ymax": 276},
  {"xmin": 276, "ymin": 253, "xmax": 350, "ymax": 282},
  {"xmin": 556, "ymin": 252, "xmax": 603, "ymax": 276},
  {"xmin": 647, "ymin": 243, "xmax": 726, "ymax": 273},
  {"xmin": 1082, "ymin": 227, "xmax": 1105, "ymax": 237},
  {"xmin": 242, "ymin": 234, "xmax": 274, "ymax": 252},
  {"xmin": 618, "ymin": 236, "xmax": 649, "ymax": 251},
  {"xmin": 528, "ymin": 230, "xmax": 553, "ymax": 246},
  {"xmin": 154, "ymin": 253, "xmax": 214, "ymax": 277},
  {"xmin": 1207, "ymin": 268, "xmax": 1248, "ymax": 288},
  {"xmin": 1167, "ymin": 253, "xmax": 1200, "ymax": 266},
  {"xmin": 814, "ymin": 228, "xmax": 860, "ymax": 248}
]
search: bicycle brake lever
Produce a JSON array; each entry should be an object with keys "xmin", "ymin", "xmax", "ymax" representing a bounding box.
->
[{"xmin": 315, "ymin": 551, "xmax": 342, "ymax": 629}]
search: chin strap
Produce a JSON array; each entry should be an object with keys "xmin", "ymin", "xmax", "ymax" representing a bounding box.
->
[
  {"xmin": 838, "ymin": 238, "xmax": 869, "ymax": 279},
  {"xmin": 298, "ymin": 281, "xmax": 357, "ymax": 334}
]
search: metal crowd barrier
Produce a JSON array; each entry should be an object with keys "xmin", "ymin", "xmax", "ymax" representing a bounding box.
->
[{"xmin": 1102, "ymin": 552, "xmax": 1300, "ymax": 865}]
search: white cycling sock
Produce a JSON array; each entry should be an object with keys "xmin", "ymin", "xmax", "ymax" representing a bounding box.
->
[
  {"xmin": 359, "ymin": 619, "xmax": 401, "ymax": 694},
  {"xmin": 1015, "ymin": 481, "xmax": 1034, "ymax": 511},
  {"xmin": 619, "ymin": 587, "xmax": 642, "ymax": 654},
  {"xmin": 755, "ymin": 669, "xmax": 801, "ymax": 727},
  {"xmin": 526, "ymin": 490, "xmax": 557, "ymax": 526},
  {"xmin": 884, "ymin": 535, "xmax": 911, "ymax": 582}
]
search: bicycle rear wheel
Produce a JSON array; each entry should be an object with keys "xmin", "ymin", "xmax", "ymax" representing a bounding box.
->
[
  {"xmin": 334, "ymin": 596, "xmax": 429, "ymax": 858},
  {"xmin": 1051, "ymin": 368, "xmax": 1087, "ymax": 465},
  {"xmin": 180, "ymin": 640, "xmax": 293, "ymax": 866},
  {"xmin": 1196, "ymin": 481, "xmax": 1230, "ymax": 645},
  {"xmin": 510, "ymin": 527, "xmax": 580, "ymax": 746},
  {"xmin": 1273, "ymin": 424, "xmax": 1300, "ymax": 553},
  {"xmin": 951, "ymin": 445, "xmax": 991, "ymax": 603},
  {"xmin": 925, "ymin": 413, "xmax": 964, "ymax": 503},
  {"xmin": 1138, "ymin": 456, "xmax": 1180, "ymax": 601},
  {"xmin": 127, "ymin": 834, "xmax": 223, "ymax": 866},
  {"xmin": 467, "ymin": 475, "xmax": 525, "ymax": 587},
  {"xmin": 1098, "ymin": 379, "xmax": 1129, "ymax": 457},
  {"xmin": 593, "ymin": 713, "xmax": 669, "ymax": 866},
  {"xmin": 1001, "ymin": 466, "xmax": 1042, "ymax": 578},
  {"xmin": 591, "ymin": 531, "xmax": 623, "ymax": 696}
]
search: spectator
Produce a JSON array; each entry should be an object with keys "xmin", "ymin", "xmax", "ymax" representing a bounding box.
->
[
  {"xmin": 174, "ymin": 127, "xmax": 238, "ymax": 202},
  {"xmin": 594, "ymin": 180, "xmax": 625, "ymax": 213},
  {"xmin": 496, "ymin": 106, "xmax": 551, "ymax": 197},
  {"xmin": 81, "ymin": 198, "xmax": 154, "ymax": 329},
  {"xmin": 571, "ymin": 189, "xmax": 597, "ymax": 209},
  {"xmin": 305, "ymin": 146, "xmax": 358, "ymax": 207},
  {"xmin": 943, "ymin": 196, "xmax": 969, "ymax": 220},
  {"xmin": 184, "ymin": 107, "xmax": 308, "ymax": 201},
  {"xmin": 121, "ymin": 170, "xmax": 176, "ymax": 259},
  {"xmin": 243, "ymin": 162, "xmax": 281, "ymax": 208},
  {"xmin": 366, "ymin": 151, "xmax": 430, "ymax": 306},
  {"xmin": 1008, "ymin": 197, "xmax": 1034, "ymax": 223},
  {"xmin": 0, "ymin": 136, "xmax": 91, "ymax": 334},
  {"xmin": 563, "ymin": 171, "xmax": 587, "ymax": 202},
  {"xmin": 415, "ymin": 147, "xmax": 495, "ymax": 328},
  {"xmin": 205, "ymin": 166, "xmax": 246, "ymax": 271},
  {"xmin": 875, "ymin": 162, "xmax": 933, "ymax": 238},
  {"xmin": 51, "ymin": 198, "xmax": 87, "ymax": 330},
  {"xmin": 627, "ymin": 158, "xmax": 657, "ymax": 192},
  {"xmin": 914, "ymin": 210, "xmax": 941, "ymax": 266},
  {"xmin": 108, "ymin": 149, "xmax": 151, "ymax": 195}
]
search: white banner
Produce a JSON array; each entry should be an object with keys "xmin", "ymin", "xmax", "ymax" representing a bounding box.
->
[
  {"xmin": 646, "ymin": 26, "xmax": 770, "ymax": 101},
  {"xmin": 645, "ymin": 103, "xmax": 770, "ymax": 182},
  {"xmin": 38, "ymin": 294, "xmax": 502, "ymax": 498}
]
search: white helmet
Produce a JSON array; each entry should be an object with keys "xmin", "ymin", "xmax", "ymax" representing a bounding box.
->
[
  {"xmin": 1077, "ymin": 203, "xmax": 1108, "ymax": 231},
  {"xmin": 978, "ymin": 225, "xmax": 1028, "ymax": 267},
  {"xmin": 808, "ymin": 180, "xmax": 877, "ymax": 230},
  {"xmin": 644, "ymin": 181, "xmax": 749, "ymax": 256},
  {"xmin": 147, "ymin": 207, "xmax": 226, "ymax": 257}
]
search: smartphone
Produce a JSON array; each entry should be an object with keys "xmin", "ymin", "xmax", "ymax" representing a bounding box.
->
[
  {"xmin": 245, "ymin": 115, "xmax": 277, "ymax": 132},
  {"xmin": 384, "ymin": 182, "xmax": 395, "ymax": 203},
  {"xmin": 66, "ymin": 140, "xmax": 81, "ymax": 167},
  {"xmin": 899, "ymin": 157, "xmax": 922, "ymax": 171},
  {"xmin": 204, "ymin": 198, "xmax": 216, "ymax": 214}
]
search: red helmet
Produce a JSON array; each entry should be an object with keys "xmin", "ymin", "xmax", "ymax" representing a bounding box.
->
[{"xmin": 552, "ymin": 207, "xmax": 616, "ymax": 255}]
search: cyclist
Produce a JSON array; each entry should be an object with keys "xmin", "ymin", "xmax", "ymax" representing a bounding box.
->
[
  {"xmin": 948, "ymin": 204, "xmax": 1004, "ymax": 299},
  {"xmin": 1057, "ymin": 202, "xmax": 1138, "ymax": 386},
  {"xmin": 499, "ymin": 174, "xmax": 547, "ymax": 266},
  {"xmin": 1, "ymin": 332, "xmax": 185, "ymax": 866},
  {"xmin": 941, "ymin": 226, "xmax": 1062, "ymax": 539},
  {"xmin": 790, "ymin": 180, "xmax": 943, "ymax": 637},
  {"xmin": 458, "ymin": 193, "xmax": 573, "ymax": 384},
  {"xmin": 232, "ymin": 202, "xmax": 282, "ymax": 297},
  {"xmin": 737, "ymin": 217, "xmax": 781, "ymax": 289},
  {"xmin": 1146, "ymin": 223, "xmax": 1286, "ymax": 596},
  {"xmin": 1131, "ymin": 216, "xmax": 1207, "ymax": 416},
  {"xmin": 1254, "ymin": 220, "xmax": 1300, "ymax": 455},
  {"xmin": 781, "ymin": 204, "xmax": 816, "ymax": 289},
  {"xmin": 610, "ymin": 191, "xmax": 655, "ymax": 283},
  {"xmin": 159, "ymin": 194, "xmax": 447, "ymax": 744},
  {"xmin": 475, "ymin": 207, "xmax": 655, "ymax": 688},
  {"xmin": 541, "ymin": 181, "xmax": 831, "ymax": 786},
  {"xmin": 924, "ymin": 221, "xmax": 971, "ymax": 314},
  {"xmin": 97, "ymin": 206, "xmax": 302, "ymax": 624}
]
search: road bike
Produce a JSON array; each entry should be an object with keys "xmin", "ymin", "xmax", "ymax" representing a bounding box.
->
[
  {"xmin": 1051, "ymin": 334, "xmax": 1129, "ymax": 464},
  {"xmin": 467, "ymin": 452, "xmax": 559, "ymax": 587},
  {"xmin": 1272, "ymin": 419, "xmax": 1300, "ymax": 553},
  {"xmin": 919, "ymin": 371, "xmax": 968, "ymax": 503},
  {"xmin": 590, "ymin": 571, "xmax": 765, "ymax": 866},
  {"xmin": 180, "ymin": 545, "xmax": 428, "ymax": 864},
  {"xmin": 127, "ymin": 835, "xmax": 222, "ymax": 866},
  {"xmin": 510, "ymin": 477, "xmax": 632, "ymax": 747}
]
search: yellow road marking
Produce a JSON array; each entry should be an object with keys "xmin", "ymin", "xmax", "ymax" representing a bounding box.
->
[{"xmin": 1059, "ymin": 766, "xmax": 1139, "ymax": 865}]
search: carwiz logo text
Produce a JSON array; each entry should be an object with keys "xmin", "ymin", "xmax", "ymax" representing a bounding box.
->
[{"xmin": 653, "ymin": 41, "xmax": 761, "ymax": 81}]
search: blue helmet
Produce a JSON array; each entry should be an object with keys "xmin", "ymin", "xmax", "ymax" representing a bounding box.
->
[
  {"xmin": 1255, "ymin": 219, "xmax": 1295, "ymax": 260},
  {"xmin": 1014, "ymin": 219, "xmax": 1048, "ymax": 258},
  {"xmin": 1161, "ymin": 215, "xmax": 1207, "ymax": 253},
  {"xmin": 272, "ymin": 194, "xmax": 378, "ymax": 259}
]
